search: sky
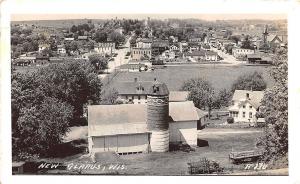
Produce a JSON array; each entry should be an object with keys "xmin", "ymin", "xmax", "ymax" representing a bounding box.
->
[
  {"xmin": 11, "ymin": 14, "xmax": 287, "ymax": 22},
  {"xmin": 5, "ymin": 0, "xmax": 290, "ymax": 21}
]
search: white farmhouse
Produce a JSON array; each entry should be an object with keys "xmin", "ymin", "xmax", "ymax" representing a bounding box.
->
[{"xmin": 228, "ymin": 90, "xmax": 264, "ymax": 123}]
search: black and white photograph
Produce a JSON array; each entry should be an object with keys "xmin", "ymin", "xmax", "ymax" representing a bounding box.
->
[{"xmin": 1, "ymin": 0, "xmax": 299, "ymax": 183}]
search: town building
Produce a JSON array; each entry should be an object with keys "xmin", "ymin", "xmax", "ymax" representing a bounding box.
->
[
  {"xmin": 38, "ymin": 43, "xmax": 50, "ymax": 52},
  {"xmin": 78, "ymin": 36, "xmax": 88, "ymax": 41},
  {"xmin": 88, "ymin": 81, "xmax": 200, "ymax": 154},
  {"xmin": 57, "ymin": 45, "xmax": 66, "ymax": 55},
  {"xmin": 135, "ymin": 38, "xmax": 152, "ymax": 48},
  {"xmin": 169, "ymin": 44, "xmax": 179, "ymax": 52},
  {"xmin": 185, "ymin": 50, "xmax": 218, "ymax": 62},
  {"xmin": 232, "ymin": 48, "xmax": 255, "ymax": 58},
  {"xmin": 151, "ymin": 40, "xmax": 169, "ymax": 56},
  {"xmin": 94, "ymin": 42, "xmax": 115, "ymax": 55},
  {"xmin": 131, "ymin": 47, "xmax": 152, "ymax": 61},
  {"xmin": 228, "ymin": 90, "xmax": 264, "ymax": 124}
]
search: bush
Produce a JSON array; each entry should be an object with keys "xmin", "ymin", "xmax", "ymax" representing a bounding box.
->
[{"xmin": 227, "ymin": 117, "xmax": 234, "ymax": 124}]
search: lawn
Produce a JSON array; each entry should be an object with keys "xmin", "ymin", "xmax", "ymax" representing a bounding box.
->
[
  {"xmin": 107, "ymin": 64, "xmax": 274, "ymax": 92},
  {"xmin": 40, "ymin": 127, "xmax": 265, "ymax": 175}
]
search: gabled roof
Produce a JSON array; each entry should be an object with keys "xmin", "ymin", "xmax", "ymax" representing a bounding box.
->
[
  {"xmin": 116, "ymin": 81, "xmax": 153, "ymax": 95},
  {"xmin": 232, "ymin": 90, "xmax": 264, "ymax": 109},
  {"xmin": 169, "ymin": 101, "xmax": 199, "ymax": 122},
  {"xmin": 88, "ymin": 101, "xmax": 200, "ymax": 136},
  {"xmin": 267, "ymin": 34, "xmax": 282, "ymax": 43}
]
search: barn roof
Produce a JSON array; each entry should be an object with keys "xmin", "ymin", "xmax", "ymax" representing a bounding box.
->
[
  {"xmin": 88, "ymin": 101, "xmax": 199, "ymax": 136},
  {"xmin": 232, "ymin": 90, "xmax": 264, "ymax": 109},
  {"xmin": 169, "ymin": 101, "xmax": 199, "ymax": 122}
]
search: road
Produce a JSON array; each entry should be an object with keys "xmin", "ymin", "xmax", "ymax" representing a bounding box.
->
[
  {"xmin": 107, "ymin": 36, "xmax": 131, "ymax": 73},
  {"xmin": 210, "ymin": 46, "xmax": 242, "ymax": 65}
]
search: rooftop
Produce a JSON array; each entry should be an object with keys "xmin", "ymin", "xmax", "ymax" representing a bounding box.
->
[
  {"xmin": 232, "ymin": 90, "xmax": 264, "ymax": 109},
  {"xmin": 88, "ymin": 101, "xmax": 199, "ymax": 136}
]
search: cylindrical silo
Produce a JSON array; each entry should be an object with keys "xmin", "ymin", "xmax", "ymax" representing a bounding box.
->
[{"xmin": 147, "ymin": 80, "xmax": 170, "ymax": 152}]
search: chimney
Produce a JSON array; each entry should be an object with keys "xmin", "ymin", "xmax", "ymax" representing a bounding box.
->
[{"xmin": 134, "ymin": 77, "xmax": 138, "ymax": 82}]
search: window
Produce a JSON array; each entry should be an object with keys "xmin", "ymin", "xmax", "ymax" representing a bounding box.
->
[
  {"xmin": 138, "ymin": 95, "xmax": 141, "ymax": 100},
  {"xmin": 249, "ymin": 112, "xmax": 253, "ymax": 118},
  {"xmin": 243, "ymin": 105, "xmax": 246, "ymax": 109},
  {"xmin": 125, "ymin": 95, "xmax": 128, "ymax": 99},
  {"xmin": 243, "ymin": 112, "xmax": 246, "ymax": 118},
  {"xmin": 249, "ymin": 105, "xmax": 252, "ymax": 109},
  {"xmin": 246, "ymin": 93, "xmax": 250, "ymax": 98}
]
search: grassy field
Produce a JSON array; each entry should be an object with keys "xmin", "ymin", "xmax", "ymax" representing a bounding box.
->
[{"xmin": 107, "ymin": 64, "xmax": 274, "ymax": 91}]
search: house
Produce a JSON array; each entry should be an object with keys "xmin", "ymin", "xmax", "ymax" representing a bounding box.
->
[
  {"xmin": 88, "ymin": 81, "xmax": 200, "ymax": 154},
  {"xmin": 136, "ymin": 38, "xmax": 152, "ymax": 48},
  {"xmin": 94, "ymin": 42, "xmax": 115, "ymax": 55},
  {"xmin": 57, "ymin": 45, "xmax": 66, "ymax": 54},
  {"xmin": 131, "ymin": 47, "xmax": 152, "ymax": 61},
  {"xmin": 185, "ymin": 50, "xmax": 218, "ymax": 62},
  {"xmin": 188, "ymin": 42, "xmax": 201, "ymax": 52},
  {"xmin": 179, "ymin": 42, "xmax": 189, "ymax": 53},
  {"xmin": 38, "ymin": 43, "xmax": 50, "ymax": 52},
  {"xmin": 151, "ymin": 40, "xmax": 169, "ymax": 56},
  {"xmin": 78, "ymin": 36, "xmax": 88, "ymax": 40},
  {"xmin": 188, "ymin": 36, "xmax": 202, "ymax": 43},
  {"xmin": 116, "ymin": 78, "xmax": 189, "ymax": 104},
  {"xmin": 232, "ymin": 48, "xmax": 255, "ymax": 58},
  {"xmin": 267, "ymin": 34, "xmax": 282, "ymax": 44},
  {"xmin": 169, "ymin": 44, "xmax": 179, "ymax": 52},
  {"xmin": 64, "ymin": 37, "xmax": 75, "ymax": 41},
  {"xmin": 228, "ymin": 90, "xmax": 264, "ymax": 123}
]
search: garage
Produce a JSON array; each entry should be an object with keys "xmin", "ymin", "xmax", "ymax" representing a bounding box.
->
[{"xmin": 91, "ymin": 133, "xmax": 150, "ymax": 154}]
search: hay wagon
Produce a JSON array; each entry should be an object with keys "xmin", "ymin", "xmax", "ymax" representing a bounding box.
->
[{"xmin": 229, "ymin": 150, "xmax": 264, "ymax": 164}]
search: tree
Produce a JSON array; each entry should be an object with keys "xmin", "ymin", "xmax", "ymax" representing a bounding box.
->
[
  {"xmin": 94, "ymin": 31, "xmax": 108, "ymax": 42},
  {"xmin": 231, "ymin": 72, "xmax": 267, "ymax": 93},
  {"xmin": 88, "ymin": 54, "xmax": 108, "ymax": 71},
  {"xmin": 257, "ymin": 50, "xmax": 288, "ymax": 161},
  {"xmin": 70, "ymin": 25, "xmax": 78, "ymax": 33},
  {"xmin": 100, "ymin": 88, "xmax": 122, "ymax": 105},
  {"xmin": 181, "ymin": 78, "xmax": 218, "ymax": 118},
  {"xmin": 224, "ymin": 44, "xmax": 234, "ymax": 54},
  {"xmin": 217, "ymin": 88, "xmax": 232, "ymax": 107},
  {"xmin": 229, "ymin": 35, "xmax": 240, "ymax": 44},
  {"xmin": 109, "ymin": 31, "xmax": 125, "ymax": 46},
  {"xmin": 12, "ymin": 61, "xmax": 103, "ymax": 159},
  {"xmin": 241, "ymin": 35, "xmax": 254, "ymax": 49},
  {"xmin": 13, "ymin": 97, "xmax": 73, "ymax": 159}
]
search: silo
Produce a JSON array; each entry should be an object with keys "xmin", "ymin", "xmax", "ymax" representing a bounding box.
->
[{"xmin": 147, "ymin": 79, "xmax": 170, "ymax": 152}]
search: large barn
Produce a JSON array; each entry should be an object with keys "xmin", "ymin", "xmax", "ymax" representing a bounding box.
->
[{"xmin": 88, "ymin": 81, "xmax": 203, "ymax": 154}]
